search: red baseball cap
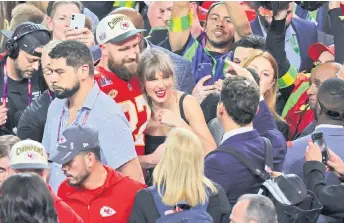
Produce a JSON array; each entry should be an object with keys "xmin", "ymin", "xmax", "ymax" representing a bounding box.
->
[
  {"xmin": 308, "ymin": 43, "xmax": 335, "ymax": 62},
  {"xmin": 198, "ymin": 6, "xmax": 208, "ymax": 22}
]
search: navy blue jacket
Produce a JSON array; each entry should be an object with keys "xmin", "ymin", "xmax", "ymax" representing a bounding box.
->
[
  {"xmin": 251, "ymin": 17, "xmax": 317, "ymax": 72},
  {"xmin": 204, "ymin": 100, "xmax": 287, "ymax": 205},
  {"xmin": 284, "ymin": 126, "xmax": 344, "ymax": 223}
]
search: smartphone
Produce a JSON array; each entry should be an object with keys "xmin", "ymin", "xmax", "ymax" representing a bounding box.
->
[
  {"xmin": 70, "ymin": 13, "xmax": 85, "ymax": 30},
  {"xmin": 311, "ymin": 132, "xmax": 329, "ymax": 164},
  {"xmin": 197, "ymin": 63, "xmax": 214, "ymax": 85}
]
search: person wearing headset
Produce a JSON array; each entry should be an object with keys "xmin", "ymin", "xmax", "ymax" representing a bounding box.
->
[{"xmin": 0, "ymin": 22, "xmax": 51, "ymax": 136}]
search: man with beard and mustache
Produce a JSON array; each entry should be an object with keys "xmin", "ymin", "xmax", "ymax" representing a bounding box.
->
[
  {"xmin": 52, "ymin": 125, "xmax": 145, "ymax": 223},
  {"xmin": 0, "ymin": 22, "xmax": 51, "ymax": 136},
  {"xmin": 94, "ymin": 14, "xmax": 151, "ymax": 166},
  {"xmin": 169, "ymin": 1, "xmax": 251, "ymax": 104},
  {"xmin": 42, "ymin": 40, "xmax": 144, "ymax": 192}
]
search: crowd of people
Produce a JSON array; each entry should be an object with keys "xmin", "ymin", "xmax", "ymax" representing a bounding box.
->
[{"xmin": 0, "ymin": 1, "xmax": 344, "ymax": 223}]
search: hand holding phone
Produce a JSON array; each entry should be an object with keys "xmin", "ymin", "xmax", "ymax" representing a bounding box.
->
[
  {"xmin": 311, "ymin": 132, "xmax": 329, "ymax": 164},
  {"xmin": 69, "ymin": 13, "xmax": 85, "ymax": 30},
  {"xmin": 197, "ymin": 63, "xmax": 214, "ymax": 85},
  {"xmin": 65, "ymin": 14, "xmax": 94, "ymax": 47}
]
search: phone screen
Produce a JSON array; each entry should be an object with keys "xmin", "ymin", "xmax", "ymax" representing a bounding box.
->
[{"xmin": 312, "ymin": 133, "xmax": 329, "ymax": 164}]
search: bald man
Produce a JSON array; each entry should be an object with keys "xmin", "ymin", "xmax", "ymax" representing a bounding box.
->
[
  {"xmin": 109, "ymin": 7, "xmax": 195, "ymax": 94},
  {"xmin": 295, "ymin": 62, "xmax": 343, "ymax": 139}
]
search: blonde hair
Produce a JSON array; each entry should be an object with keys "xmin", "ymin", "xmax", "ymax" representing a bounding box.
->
[
  {"xmin": 241, "ymin": 50, "xmax": 285, "ymax": 122},
  {"xmin": 26, "ymin": 1, "xmax": 49, "ymax": 14},
  {"xmin": 9, "ymin": 4, "xmax": 45, "ymax": 31},
  {"xmin": 137, "ymin": 48, "xmax": 176, "ymax": 109},
  {"xmin": 153, "ymin": 127, "xmax": 218, "ymax": 206},
  {"xmin": 42, "ymin": 40, "xmax": 62, "ymax": 61}
]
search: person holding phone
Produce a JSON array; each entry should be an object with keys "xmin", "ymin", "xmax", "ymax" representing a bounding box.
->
[
  {"xmin": 284, "ymin": 77, "xmax": 344, "ymax": 183},
  {"xmin": 304, "ymin": 142, "xmax": 344, "ymax": 219},
  {"xmin": 284, "ymin": 77, "xmax": 344, "ymax": 222},
  {"xmin": 47, "ymin": 1, "xmax": 94, "ymax": 47}
]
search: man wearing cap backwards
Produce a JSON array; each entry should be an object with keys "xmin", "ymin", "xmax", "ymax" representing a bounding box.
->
[
  {"xmin": 94, "ymin": 14, "xmax": 151, "ymax": 165},
  {"xmin": 9, "ymin": 139, "xmax": 84, "ymax": 223},
  {"xmin": 52, "ymin": 125, "xmax": 145, "ymax": 223},
  {"xmin": 0, "ymin": 22, "xmax": 51, "ymax": 136}
]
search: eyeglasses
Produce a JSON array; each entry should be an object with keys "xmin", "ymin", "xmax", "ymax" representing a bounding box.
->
[{"xmin": 317, "ymin": 98, "xmax": 344, "ymax": 120}]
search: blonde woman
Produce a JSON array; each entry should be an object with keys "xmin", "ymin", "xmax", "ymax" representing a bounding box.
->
[
  {"xmin": 137, "ymin": 48, "xmax": 216, "ymax": 169},
  {"xmin": 129, "ymin": 128, "xmax": 230, "ymax": 223},
  {"xmin": 241, "ymin": 50, "xmax": 289, "ymax": 139}
]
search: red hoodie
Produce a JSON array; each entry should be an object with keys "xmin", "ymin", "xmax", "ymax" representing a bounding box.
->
[
  {"xmin": 48, "ymin": 185, "xmax": 84, "ymax": 223},
  {"xmin": 57, "ymin": 165, "xmax": 146, "ymax": 223}
]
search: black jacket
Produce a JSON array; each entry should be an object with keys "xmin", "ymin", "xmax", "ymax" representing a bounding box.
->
[
  {"xmin": 129, "ymin": 183, "xmax": 231, "ymax": 223},
  {"xmin": 304, "ymin": 161, "xmax": 344, "ymax": 220},
  {"xmin": 266, "ymin": 18, "xmax": 295, "ymax": 102},
  {"xmin": 0, "ymin": 55, "xmax": 46, "ymax": 136},
  {"xmin": 17, "ymin": 89, "xmax": 54, "ymax": 142},
  {"xmin": 329, "ymin": 8, "xmax": 344, "ymax": 64}
]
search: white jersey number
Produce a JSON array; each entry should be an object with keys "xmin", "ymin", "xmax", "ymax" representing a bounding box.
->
[{"xmin": 119, "ymin": 95, "xmax": 151, "ymax": 146}]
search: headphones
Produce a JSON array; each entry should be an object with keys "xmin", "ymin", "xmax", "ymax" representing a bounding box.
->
[{"xmin": 5, "ymin": 23, "xmax": 51, "ymax": 59}]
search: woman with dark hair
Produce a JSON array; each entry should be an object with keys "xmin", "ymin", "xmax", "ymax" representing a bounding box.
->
[{"xmin": 0, "ymin": 173, "xmax": 58, "ymax": 223}]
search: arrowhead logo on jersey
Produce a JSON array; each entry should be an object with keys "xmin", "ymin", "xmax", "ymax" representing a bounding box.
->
[{"xmin": 100, "ymin": 206, "xmax": 116, "ymax": 217}]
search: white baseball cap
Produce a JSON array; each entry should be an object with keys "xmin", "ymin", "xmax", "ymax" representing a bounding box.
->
[
  {"xmin": 96, "ymin": 14, "xmax": 146, "ymax": 45},
  {"xmin": 9, "ymin": 140, "xmax": 49, "ymax": 170}
]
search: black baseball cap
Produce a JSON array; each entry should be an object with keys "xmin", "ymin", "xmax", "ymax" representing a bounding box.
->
[
  {"xmin": 1, "ymin": 22, "xmax": 51, "ymax": 57},
  {"xmin": 50, "ymin": 125, "xmax": 100, "ymax": 165}
]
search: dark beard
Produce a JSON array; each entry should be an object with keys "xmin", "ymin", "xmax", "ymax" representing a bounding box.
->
[
  {"xmin": 14, "ymin": 59, "xmax": 33, "ymax": 79},
  {"xmin": 55, "ymin": 81, "xmax": 80, "ymax": 99},
  {"xmin": 67, "ymin": 171, "xmax": 90, "ymax": 187},
  {"xmin": 108, "ymin": 55, "xmax": 136, "ymax": 82},
  {"xmin": 206, "ymin": 33, "xmax": 233, "ymax": 50}
]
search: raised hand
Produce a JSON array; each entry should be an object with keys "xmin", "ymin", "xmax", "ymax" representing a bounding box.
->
[{"xmin": 192, "ymin": 75, "xmax": 218, "ymax": 104}]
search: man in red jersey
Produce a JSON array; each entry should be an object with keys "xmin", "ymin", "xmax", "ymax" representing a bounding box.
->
[{"xmin": 95, "ymin": 14, "xmax": 157, "ymax": 168}]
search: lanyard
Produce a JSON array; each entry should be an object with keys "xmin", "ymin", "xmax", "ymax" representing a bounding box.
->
[
  {"xmin": 290, "ymin": 34, "xmax": 301, "ymax": 56},
  {"xmin": 47, "ymin": 90, "xmax": 53, "ymax": 101},
  {"xmin": 57, "ymin": 108, "xmax": 90, "ymax": 142},
  {"xmin": 56, "ymin": 90, "xmax": 99, "ymax": 142},
  {"xmin": 2, "ymin": 61, "xmax": 32, "ymax": 107}
]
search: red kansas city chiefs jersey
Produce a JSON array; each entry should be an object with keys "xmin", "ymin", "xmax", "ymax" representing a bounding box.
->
[{"xmin": 94, "ymin": 66, "xmax": 150, "ymax": 156}]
